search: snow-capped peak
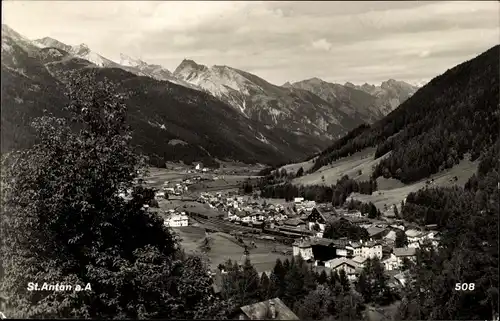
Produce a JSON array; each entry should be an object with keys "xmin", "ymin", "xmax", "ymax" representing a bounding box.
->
[
  {"xmin": 2, "ymin": 24, "xmax": 29, "ymax": 42},
  {"xmin": 72, "ymin": 43, "xmax": 90, "ymax": 55},
  {"xmin": 33, "ymin": 37, "xmax": 72, "ymax": 51}
]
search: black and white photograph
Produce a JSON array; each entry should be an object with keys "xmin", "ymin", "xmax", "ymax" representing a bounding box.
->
[{"xmin": 1, "ymin": 1, "xmax": 499, "ymax": 320}]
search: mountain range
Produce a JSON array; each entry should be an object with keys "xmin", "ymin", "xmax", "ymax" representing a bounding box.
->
[{"xmin": 1, "ymin": 24, "xmax": 420, "ymax": 167}]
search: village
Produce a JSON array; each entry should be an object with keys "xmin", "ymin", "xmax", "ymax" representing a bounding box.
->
[{"xmin": 144, "ymin": 162, "xmax": 442, "ymax": 297}]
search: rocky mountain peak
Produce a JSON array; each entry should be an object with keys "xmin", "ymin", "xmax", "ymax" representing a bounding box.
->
[
  {"xmin": 73, "ymin": 43, "xmax": 90, "ymax": 55},
  {"xmin": 173, "ymin": 59, "xmax": 208, "ymax": 75}
]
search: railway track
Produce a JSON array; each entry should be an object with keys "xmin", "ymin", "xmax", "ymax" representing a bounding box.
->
[{"xmin": 191, "ymin": 215, "xmax": 297, "ymax": 244}]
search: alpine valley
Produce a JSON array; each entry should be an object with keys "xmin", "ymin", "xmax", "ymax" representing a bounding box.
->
[{"xmin": 2, "ymin": 24, "xmax": 419, "ymax": 167}]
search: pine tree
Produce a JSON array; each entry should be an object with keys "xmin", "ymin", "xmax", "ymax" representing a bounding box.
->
[
  {"xmin": 259, "ymin": 272, "xmax": 271, "ymax": 301},
  {"xmin": 237, "ymin": 258, "xmax": 261, "ymax": 306},
  {"xmin": 395, "ymin": 230, "xmax": 408, "ymax": 248},
  {"xmin": 339, "ymin": 269, "xmax": 350, "ymax": 292},
  {"xmin": 393, "ymin": 204, "xmax": 400, "ymax": 218},
  {"xmin": 356, "ymin": 257, "xmax": 392, "ymax": 305},
  {"xmin": 317, "ymin": 270, "xmax": 328, "ymax": 285}
]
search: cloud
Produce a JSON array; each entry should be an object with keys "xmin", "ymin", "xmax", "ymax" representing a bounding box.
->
[
  {"xmin": 419, "ymin": 50, "xmax": 431, "ymax": 58},
  {"xmin": 311, "ymin": 39, "xmax": 333, "ymax": 52},
  {"xmin": 2, "ymin": 1, "xmax": 499, "ymax": 85}
]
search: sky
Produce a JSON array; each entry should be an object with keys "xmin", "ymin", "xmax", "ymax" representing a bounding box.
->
[{"xmin": 2, "ymin": 1, "xmax": 499, "ymax": 86}]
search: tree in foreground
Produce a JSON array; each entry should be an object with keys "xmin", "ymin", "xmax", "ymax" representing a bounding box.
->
[
  {"xmin": 0, "ymin": 72, "xmax": 225, "ymax": 319},
  {"xmin": 355, "ymin": 257, "xmax": 393, "ymax": 305}
]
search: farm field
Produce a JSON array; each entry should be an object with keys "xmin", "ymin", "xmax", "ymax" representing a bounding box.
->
[
  {"xmin": 158, "ymin": 200, "xmax": 222, "ymax": 218},
  {"xmin": 172, "ymin": 226, "xmax": 291, "ymax": 273}
]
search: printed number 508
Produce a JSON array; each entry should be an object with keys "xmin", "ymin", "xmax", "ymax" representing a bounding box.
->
[{"xmin": 455, "ymin": 283, "xmax": 475, "ymax": 291}]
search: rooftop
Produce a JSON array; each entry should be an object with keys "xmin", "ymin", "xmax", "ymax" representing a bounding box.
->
[
  {"xmin": 405, "ymin": 229, "xmax": 423, "ymax": 238},
  {"xmin": 326, "ymin": 257, "xmax": 358, "ymax": 270},
  {"xmin": 352, "ymin": 256, "xmax": 368, "ymax": 264},
  {"xmin": 367, "ymin": 226, "xmax": 386, "ymax": 237},
  {"xmin": 393, "ymin": 247, "xmax": 417, "ymax": 257},
  {"xmin": 239, "ymin": 298, "xmax": 299, "ymax": 320}
]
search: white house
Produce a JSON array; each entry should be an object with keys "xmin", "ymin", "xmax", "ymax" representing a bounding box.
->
[
  {"xmin": 292, "ymin": 239, "xmax": 313, "ymax": 261},
  {"xmin": 304, "ymin": 208, "xmax": 336, "ymax": 232},
  {"xmin": 294, "ymin": 197, "xmax": 304, "ymax": 204},
  {"xmin": 195, "ymin": 163, "xmax": 201, "ymax": 170},
  {"xmin": 345, "ymin": 210, "xmax": 363, "ymax": 218},
  {"xmin": 383, "ymin": 247, "xmax": 417, "ymax": 271},
  {"xmin": 164, "ymin": 214, "xmax": 189, "ymax": 227},
  {"xmin": 361, "ymin": 240, "xmax": 383, "ymax": 259},
  {"xmin": 164, "ymin": 187, "xmax": 175, "ymax": 193},
  {"xmin": 346, "ymin": 242, "xmax": 363, "ymax": 257},
  {"xmin": 155, "ymin": 191, "xmax": 166, "ymax": 200},
  {"xmin": 405, "ymin": 229, "xmax": 424, "ymax": 248}
]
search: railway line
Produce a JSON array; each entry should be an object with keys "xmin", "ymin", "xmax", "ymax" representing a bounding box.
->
[{"xmin": 190, "ymin": 215, "xmax": 298, "ymax": 245}]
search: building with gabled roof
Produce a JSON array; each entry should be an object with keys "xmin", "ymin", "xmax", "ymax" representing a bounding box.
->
[{"xmin": 235, "ymin": 298, "xmax": 299, "ymax": 320}]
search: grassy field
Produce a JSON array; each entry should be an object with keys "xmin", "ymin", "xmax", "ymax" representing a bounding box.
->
[
  {"xmin": 158, "ymin": 200, "xmax": 222, "ymax": 218},
  {"xmin": 292, "ymin": 148, "xmax": 383, "ymax": 186},
  {"xmin": 286, "ymin": 147, "xmax": 478, "ymax": 214},
  {"xmin": 172, "ymin": 226, "xmax": 291, "ymax": 273},
  {"xmin": 279, "ymin": 157, "xmax": 317, "ymax": 175},
  {"xmin": 349, "ymin": 156, "xmax": 478, "ymax": 213}
]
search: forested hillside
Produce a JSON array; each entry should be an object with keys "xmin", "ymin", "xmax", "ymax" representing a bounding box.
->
[
  {"xmin": 396, "ymin": 137, "xmax": 499, "ymax": 320},
  {"xmin": 311, "ymin": 45, "xmax": 499, "ymax": 184}
]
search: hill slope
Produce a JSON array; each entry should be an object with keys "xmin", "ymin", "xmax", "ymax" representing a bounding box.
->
[{"xmin": 312, "ymin": 45, "xmax": 499, "ymax": 184}]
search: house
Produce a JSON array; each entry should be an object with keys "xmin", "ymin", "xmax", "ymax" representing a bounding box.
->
[
  {"xmin": 405, "ymin": 229, "xmax": 424, "ymax": 247},
  {"xmin": 194, "ymin": 163, "xmax": 202, "ymax": 170},
  {"xmin": 294, "ymin": 197, "xmax": 304, "ymax": 204},
  {"xmin": 361, "ymin": 240, "xmax": 383, "ymax": 259},
  {"xmin": 310, "ymin": 238, "xmax": 337, "ymax": 265},
  {"xmin": 235, "ymin": 298, "xmax": 299, "ymax": 320},
  {"xmin": 390, "ymin": 224, "xmax": 405, "ymax": 231},
  {"xmin": 346, "ymin": 241, "xmax": 363, "ymax": 257},
  {"xmin": 164, "ymin": 214, "xmax": 189, "ymax": 227},
  {"xmin": 336, "ymin": 246, "xmax": 350, "ymax": 257},
  {"xmin": 250, "ymin": 212, "xmax": 266, "ymax": 222},
  {"xmin": 283, "ymin": 218, "xmax": 305, "ymax": 227},
  {"xmin": 394, "ymin": 272, "xmax": 409, "ymax": 287},
  {"xmin": 366, "ymin": 226, "xmax": 387, "ymax": 240},
  {"xmin": 352, "ymin": 255, "xmax": 368, "ymax": 268},
  {"xmin": 292, "ymin": 239, "xmax": 314, "ymax": 261},
  {"xmin": 305, "ymin": 208, "xmax": 337, "ymax": 232},
  {"xmin": 325, "ymin": 258, "xmax": 358, "ymax": 280},
  {"xmin": 345, "ymin": 210, "xmax": 362, "ymax": 218},
  {"xmin": 384, "ymin": 230, "xmax": 397, "ymax": 243},
  {"xmin": 164, "ymin": 187, "xmax": 175, "ymax": 193},
  {"xmin": 383, "ymin": 247, "xmax": 417, "ymax": 271}
]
